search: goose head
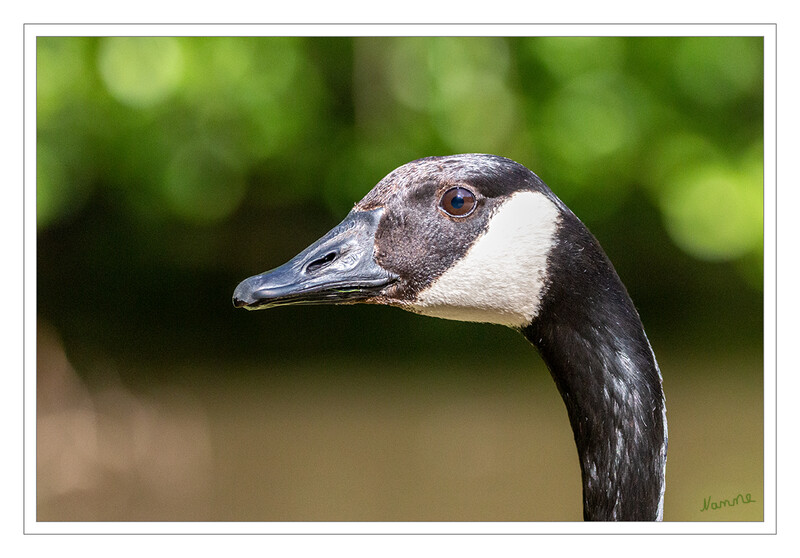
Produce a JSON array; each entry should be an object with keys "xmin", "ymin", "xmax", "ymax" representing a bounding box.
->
[{"xmin": 233, "ymin": 154, "xmax": 562, "ymax": 327}]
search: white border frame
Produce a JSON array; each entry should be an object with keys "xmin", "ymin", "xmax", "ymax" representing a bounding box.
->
[{"xmin": 23, "ymin": 23, "xmax": 777, "ymax": 535}]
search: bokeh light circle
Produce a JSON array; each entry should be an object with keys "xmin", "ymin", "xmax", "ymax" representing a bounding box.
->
[
  {"xmin": 98, "ymin": 37, "xmax": 184, "ymax": 108},
  {"xmin": 660, "ymin": 164, "xmax": 762, "ymax": 261}
]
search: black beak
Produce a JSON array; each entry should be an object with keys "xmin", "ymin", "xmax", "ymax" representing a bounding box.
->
[{"xmin": 232, "ymin": 208, "xmax": 397, "ymax": 310}]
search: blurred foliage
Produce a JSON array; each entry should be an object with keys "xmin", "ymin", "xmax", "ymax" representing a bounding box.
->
[
  {"xmin": 37, "ymin": 36, "xmax": 763, "ymax": 259},
  {"xmin": 36, "ymin": 36, "xmax": 764, "ymax": 366}
]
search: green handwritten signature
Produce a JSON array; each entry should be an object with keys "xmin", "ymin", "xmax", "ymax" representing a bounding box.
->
[{"xmin": 701, "ymin": 492, "xmax": 757, "ymax": 512}]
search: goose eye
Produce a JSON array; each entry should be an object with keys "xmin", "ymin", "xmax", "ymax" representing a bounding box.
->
[{"xmin": 439, "ymin": 187, "xmax": 476, "ymax": 217}]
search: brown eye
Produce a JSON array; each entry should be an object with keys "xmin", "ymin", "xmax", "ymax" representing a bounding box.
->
[{"xmin": 439, "ymin": 187, "xmax": 476, "ymax": 217}]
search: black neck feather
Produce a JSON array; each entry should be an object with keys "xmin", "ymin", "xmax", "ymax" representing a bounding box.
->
[{"xmin": 522, "ymin": 211, "xmax": 667, "ymax": 521}]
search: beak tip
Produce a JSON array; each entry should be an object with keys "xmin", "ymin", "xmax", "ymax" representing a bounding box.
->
[{"xmin": 232, "ymin": 280, "xmax": 257, "ymax": 309}]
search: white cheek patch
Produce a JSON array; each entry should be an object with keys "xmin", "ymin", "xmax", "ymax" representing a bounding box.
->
[{"xmin": 410, "ymin": 190, "xmax": 561, "ymax": 328}]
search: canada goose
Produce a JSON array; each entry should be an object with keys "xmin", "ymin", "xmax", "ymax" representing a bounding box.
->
[{"xmin": 232, "ymin": 154, "xmax": 667, "ymax": 521}]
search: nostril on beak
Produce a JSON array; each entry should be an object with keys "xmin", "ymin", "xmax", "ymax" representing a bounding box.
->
[{"xmin": 305, "ymin": 252, "xmax": 337, "ymax": 274}]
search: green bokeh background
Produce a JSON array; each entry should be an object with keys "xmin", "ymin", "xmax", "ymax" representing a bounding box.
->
[{"xmin": 36, "ymin": 36, "xmax": 764, "ymax": 522}]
